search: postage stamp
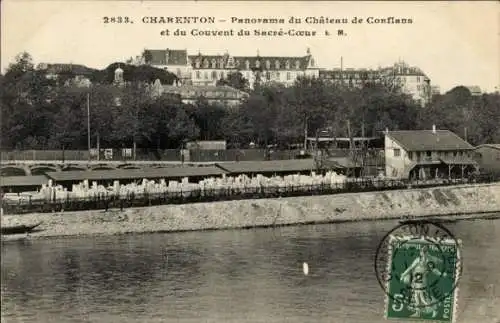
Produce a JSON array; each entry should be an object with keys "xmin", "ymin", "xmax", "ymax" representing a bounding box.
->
[{"xmin": 374, "ymin": 220, "xmax": 462, "ymax": 322}]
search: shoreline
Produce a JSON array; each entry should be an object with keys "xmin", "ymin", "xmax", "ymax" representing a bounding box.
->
[
  {"xmin": 2, "ymin": 183, "xmax": 500, "ymax": 242},
  {"xmin": 2, "ymin": 211, "xmax": 499, "ymax": 242}
]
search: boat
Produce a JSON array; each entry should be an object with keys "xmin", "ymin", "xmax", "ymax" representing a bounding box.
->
[{"xmin": 1, "ymin": 222, "xmax": 43, "ymax": 235}]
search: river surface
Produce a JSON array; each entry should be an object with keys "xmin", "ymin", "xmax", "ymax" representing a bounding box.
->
[{"xmin": 2, "ymin": 216, "xmax": 500, "ymax": 323}]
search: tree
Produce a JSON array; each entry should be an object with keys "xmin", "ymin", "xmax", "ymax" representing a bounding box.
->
[{"xmin": 216, "ymin": 71, "xmax": 249, "ymax": 91}]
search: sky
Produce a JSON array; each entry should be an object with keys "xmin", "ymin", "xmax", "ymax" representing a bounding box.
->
[{"xmin": 1, "ymin": 0, "xmax": 499, "ymax": 93}]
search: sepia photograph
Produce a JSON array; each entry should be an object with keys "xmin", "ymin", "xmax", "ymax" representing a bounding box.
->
[{"xmin": 1, "ymin": 1, "xmax": 499, "ymax": 322}]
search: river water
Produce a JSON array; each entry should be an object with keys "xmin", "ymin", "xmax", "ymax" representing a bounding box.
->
[{"xmin": 2, "ymin": 216, "xmax": 499, "ymax": 323}]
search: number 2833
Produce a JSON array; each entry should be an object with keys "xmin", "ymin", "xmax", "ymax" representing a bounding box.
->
[{"xmin": 103, "ymin": 17, "xmax": 133, "ymax": 24}]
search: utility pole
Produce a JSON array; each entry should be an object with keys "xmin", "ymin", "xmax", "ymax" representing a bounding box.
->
[
  {"xmin": 340, "ymin": 56, "xmax": 344, "ymax": 86},
  {"xmin": 303, "ymin": 114, "xmax": 308, "ymax": 151},
  {"xmin": 87, "ymin": 92, "xmax": 91, "ymax": 162}
]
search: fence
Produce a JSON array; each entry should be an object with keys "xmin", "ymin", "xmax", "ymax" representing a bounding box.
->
[
  {"xmin": 1, "ymin": 148, "xmax": 384, "ymax": 163},
  {"xmin": 2, "ymin": 175, "xmax": 497, "ymax": 215}
]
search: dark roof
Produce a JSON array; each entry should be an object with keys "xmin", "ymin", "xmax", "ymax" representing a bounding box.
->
[
  {"xmin": 387, "ymin": 130, "xmax": 474, "ymax": 151},
  {"xmin": 475, "ymin": 144, "xmax": 500, "ymax": 151},
  {"xmin": 187, "ymin": 54, "xmax": 312, "ymax": 70},
  {"xmin": 45, "ymin": 167, "xmax": 226, "ymax": 182},
  {"xmin": 162, "ymin": 85, "xmax": 249, "ymax": 99},
  {"xmin": 465, "ymin": 86, "xmax": 482, "ymax": 95},
  {"xmin": 319, "ymin": 69, "xmax": 381, "ymax": 80},
  {"xmin": 0, "ymin": 175, "xmax": 49, "ymax": 187},
  {"xmin": 39, "ymin": 63, "xmax": 96, "ymax": 76},
  {"xmin": 145, "ymin": 49, "xmax": 188, "ymax": 65},
  {"xmin": 324, "ymin": 157, "xmax": 360, "ymax": 168},
  {"xmin": 216, "ymin": 159, "xmax": 317, "ymax": 174}
]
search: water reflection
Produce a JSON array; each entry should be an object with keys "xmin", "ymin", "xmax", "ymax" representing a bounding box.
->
[{"xmin": 2, "ymin": 218, "xmax": 500, "ymax": 322}]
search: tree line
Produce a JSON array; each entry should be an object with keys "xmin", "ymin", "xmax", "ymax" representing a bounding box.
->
[{"xmin": 1, "ymin": 52, "xmax": 499, "ymax": 151}]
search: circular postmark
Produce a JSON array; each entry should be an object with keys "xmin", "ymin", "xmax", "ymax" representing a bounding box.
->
[{"xmin": 374, "ymin": 220, "xmax": 463, "ymax": 310}]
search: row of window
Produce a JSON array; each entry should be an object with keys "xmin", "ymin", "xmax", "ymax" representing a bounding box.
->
[
  {"xmin": 194, "ymin": 70, "xmax": 296, "ymax": 81},
  {"xmin": 193, "ymin": 58, "xmax": 304, "ymax": 70},
  {"xmin": 393, "ymin": 149, "xmax": 470, "ymax": 159}
]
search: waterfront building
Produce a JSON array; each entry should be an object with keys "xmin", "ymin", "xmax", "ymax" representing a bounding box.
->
[
  {"xmin": 384, "ymin": 126, "xmax": 478, "ymax": 180},
  {"xmin": 474, "ymin": 144, "xmax": 500, "ymax": 176}
]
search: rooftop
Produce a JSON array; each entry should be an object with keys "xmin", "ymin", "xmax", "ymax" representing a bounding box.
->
[
  {"xmin": 45, "ymin": 166, "xmax": 226, "ymax": 182},
  {"xmin": 0, "ymin": 175, "xmax": 49, "ymax": 187},
  {"xmin": 386, "ymin": 130, "xmax": 474, "ymax": 151},
  {"xmin": 144, "ymin": 49, "xmax": 188, "ymax": 66},
  {"xmin": 215, "ymin": 159, "xmax": 317, "ymax": 174},
  {"xmin": 187, "ymin": 54, "xmax": 314, "ymax": 70},
  {"xmin": 475, "ymin": 144, "xmax": 500, "ymax": 151}
]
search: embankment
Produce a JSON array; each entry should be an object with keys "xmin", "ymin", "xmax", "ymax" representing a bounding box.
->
[{"xmin": 2, "ymin": 183, "xmax": 500, "ymax": 240}]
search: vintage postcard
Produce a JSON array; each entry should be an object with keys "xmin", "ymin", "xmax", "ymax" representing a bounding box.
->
[{"xmin": 1, "ymin": 1, "xmax": 499, "ymax": 323}]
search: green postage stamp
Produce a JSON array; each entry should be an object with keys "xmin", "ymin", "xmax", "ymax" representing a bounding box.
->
[{"xmin": 384, "ymin": 235, "xmax": 461, "ymax": 322}]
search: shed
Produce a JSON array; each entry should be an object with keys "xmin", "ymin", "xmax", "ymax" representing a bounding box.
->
[
  {"xmin": 0, "ymin": 175, "xmax": 49, "ymax": 193},
  {"xmin": 45, "ymin": 166, "xmax": 227, "ymax": 188}
]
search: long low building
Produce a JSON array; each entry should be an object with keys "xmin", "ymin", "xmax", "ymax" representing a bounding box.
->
[
  {"xmin": 44, "ymin": 166, "xmax": 227, "ymax": 187},
  {"xmin": 474, "ymin": 144, "xmax": 500, "ymax": 176},
  {"xmin": 0, "ymin": 175, "xmax": 50, "ymax": 193}
]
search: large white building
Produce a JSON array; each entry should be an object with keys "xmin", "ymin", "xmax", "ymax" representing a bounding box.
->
[
  {"xmin": 142, "ymin": 49, "xmax": 432, "ymax": 105},
  {"xmin": 142, "ymin": 48, "xmax": 320, "ymax": 89},
  {"xmin": 320, "ymin": 61, "xmax": 432, "ymax": 106}
]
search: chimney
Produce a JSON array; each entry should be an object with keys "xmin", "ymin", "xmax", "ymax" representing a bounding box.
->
[{"xmin": 432, "ymin": 124, "xmax": 436, "ymax": 134}]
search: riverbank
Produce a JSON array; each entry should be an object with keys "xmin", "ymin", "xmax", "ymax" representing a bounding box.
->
[{"xmin": 2, "ymin": 183, "xmax": 500, "ymax": 241}]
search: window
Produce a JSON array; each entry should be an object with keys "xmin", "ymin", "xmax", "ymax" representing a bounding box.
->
[
  {"xmin": 195, "ymin": 60, "xmax": 201, "ymax": 68},
  {"xmin": 408, "ymin": 152, "xmax": 413, "ymax": 160},
  {"xmin": 176, "ymin": 68, "xmax": 181, "ymax": 76},
  {"xmin": 211, "ymin": 59, "xmax": 217, "ymax": 68},
  {"xmin": 266, "ymin": 60, "xmax": 271, "ymax": 69},
  {"xmin": 266, "ymin": 71, "xmax": 270, "ymax": 80},
  {"xmin": 285, "ymin": 60, "xmax": 290, "ymax": 69},
  {"xmin": 295, "ymin": 60, "xmax": 300, "ymax": 69},
  {"xmin": 394, "ymin": 149, "xmax": 401, "ymax": 157},
  {"xmin": 255, "ymin": 60, "xmax": 260, "ymax": 68},
  {"xmin": 211, "ymin": 71, "xmax": 217, "ymax": 79},
  {"xmin": 204, "ymin": 71, "xmax": 208, "ymax": 79},
  {"xmin": 276, "ymin": 72, "xmax": 280, "ymax": 79},
  {"xmin": 417, "ymin": 76, "xmax": 421, "ymax": 82},
  {"xmin": 275, "ymin": 60, "xmax": 280, "ymax": 69},
  {"xmin": 195, "ymin": 71, "xmax": 201, "ymax": 79},
  {"xmin": 286, "ymin": 72, "xmax": 291, "ymax": 80},
  {"xmin": 245, "ymin": 60, "xmax": 250, "ymax": 70},
  {"xmin": 203, "ymin": 59, "xmax": 209, "ymax": 68},
  {"xmin": 426, "ymin": 151, "xmax": 431, "ymax": 157}
]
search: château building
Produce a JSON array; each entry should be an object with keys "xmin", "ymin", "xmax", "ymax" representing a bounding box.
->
[
  {"xmin": 142, "ymin": 48, "xmax": 320, "ymax": 89},
  {"xmin": 141, "ymin": 49, "xmax": 432, "ymax": 105}
]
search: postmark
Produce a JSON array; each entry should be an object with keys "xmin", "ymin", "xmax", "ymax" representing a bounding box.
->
[{"xmin": 374, "ymin": 220, "xmax": 462, "ymax": 322}]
